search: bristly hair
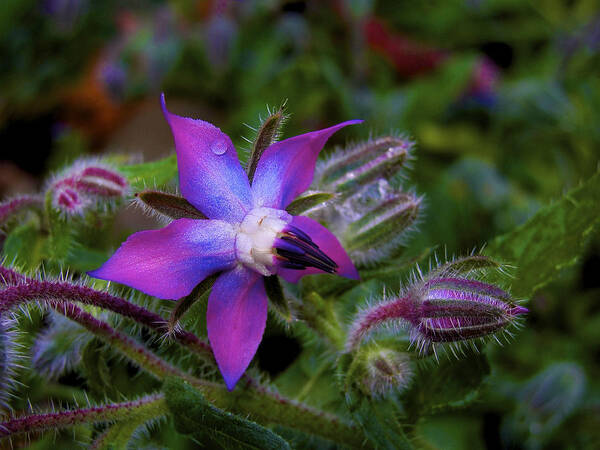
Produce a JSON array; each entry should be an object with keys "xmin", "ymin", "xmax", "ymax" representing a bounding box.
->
[
  {"xmin": 345, "ymin": 253, "xmax": 527, "ymax": 360},
  {"xmin": 0, "ymin": 315, "xmax": 24, "ymax": 415},
  {"xmin": 239, "ymin": 100, "xmax": 289, "ymax": 171}
]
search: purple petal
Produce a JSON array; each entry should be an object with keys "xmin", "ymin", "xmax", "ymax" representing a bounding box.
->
[
  {"xmin": 251, "ymin": 120, "xmax": 363, "ymax": 209},
  {"xmin": 89, "ymin": 219, "xmax": 236, "ymax": 300},
  {"xmin": 161, "ymin": 94, "xmax": 252, "ymax": 222},
  {"xmin": 277, "ymin": 215, "xmax": 359, "ymax": 283},
  {"xmin": 207, "ymin": 267, "xmax": 267, "ymax": 390}
]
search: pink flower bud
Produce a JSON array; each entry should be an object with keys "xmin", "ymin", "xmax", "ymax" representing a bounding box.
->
[
  {"xmin": 52, "ymin": 180, "xmax": 89, "ymax": 215},
  {"xmin": 346, "ymin": 257, "xmax": 527, "ymax": 354},
  {"xmin": 48, "ymin": 161, "xmax": 128, "ymax": 215}
]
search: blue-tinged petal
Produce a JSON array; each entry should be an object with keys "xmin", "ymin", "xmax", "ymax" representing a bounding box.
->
[
  {"xmin": 161, "ymin": 94, "xmax": 252, "ymax": 222},
  {"xmin": 207, "ymin": 267, "xmax": 267, "ymax": 390},
  {"xmin": 277, "ymin": 215, "xmax": 359, "ymax": 283},
  {"xmin": 251, "ymin": 120, "xmax": 362, "ymax": 209},
  {"xmin": 89, "ymin": 219, "xmax": 236, "ymax": 300}
]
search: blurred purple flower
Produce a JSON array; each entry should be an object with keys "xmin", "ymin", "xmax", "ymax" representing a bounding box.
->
[
  {"xmin": 98, "ymin": 63, "xmax": 128, "ymax": 102},
  {"xmin": 49, "ymin": 161, "xmax": 128, "ymax": 215},
  {"xmin": 463, "ymin": 57, "xmax": 500, "ymax": 107},
  {"xmin": 96, "ymin": 8, "xmax": 182, "ymax": 101},
  {"xmin": 42, "ymin": 0, "xmax": 88, "ymax": 30},
  {"xmin": 204, "ymin": 15, "xmax": 237, "ymax": 71},
  {"xmin": 90, "ymin": 94, "xmax": 361, "ymax": 389}
]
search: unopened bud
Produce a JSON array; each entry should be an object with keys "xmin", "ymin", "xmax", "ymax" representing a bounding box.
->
[
  {"xmin": 52, "ymin": 180, "xmax": 89, "ymax": 215},
  {"xmin": 345, "ymin": 191, "xmax": 421, "ymax": 263},
  {"xmin": 346, "ymin": 257, "xmax": 527, "ymax": 353},
  {"xmin": 76, "ymin": 166, "xmax": 128, "ymax": 197},
  {"xmin": 48, "ymin": 161, "xmax": 128, "ymax": 215},
  {"xmin": 360, "ymin": 348, "xmax": 413, "ymax": 397},
  {"xmin": 414, "ymin": 277, "xmax": 527, "ymax": 345},
  {"xmin": 316, "ymin": 136, "xmax": 413, "ymax": 198}
]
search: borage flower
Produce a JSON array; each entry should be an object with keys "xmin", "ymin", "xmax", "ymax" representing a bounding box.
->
[{"xmin": 90, "ymin": 94, "xmax": 361, "ymax": 389}]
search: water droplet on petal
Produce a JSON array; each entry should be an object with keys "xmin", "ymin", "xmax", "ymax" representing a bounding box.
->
[{"xmin": 211, "ymin": 140, "xmax": 227, "ymax": 155}]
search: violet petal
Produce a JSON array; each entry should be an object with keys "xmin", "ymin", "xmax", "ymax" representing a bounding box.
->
[
  {"xmin": 160, "ymin": 94, "xmax": 252, "ymax": 222},
  {"xmin": 88, "ymin": 218, "xmax": 236, "ymax": 300},
  {"xmin": 277, "ymin": 215, "xmax": 359, "ymax": 283},
  {"xmin": 251, "ymin": 120, "xmax": 362, "ymax": 209},
  {"xmin": 206, "ymin": 266, "xmax": 267, "ymax": 390}
]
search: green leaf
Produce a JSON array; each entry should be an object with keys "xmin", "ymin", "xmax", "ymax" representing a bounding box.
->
[
  {"xmin": 401, "ymin": 352, "xmax": 491, "ymax": 418},
  {"xmin": 347, "ymin": 395, "xmax": 413, "ymax": 450},
  {"xmin": 275, "ymin": 351, "xmax": 340, "ymax": 411},
  {"xmin": 2, "ymin": 219, "xmax": 45, "ymax": 269},
  {"xmin": 484, "ymin": 172, "xmax": 600, "ymax": 298},
  {"xmin": 64, "ymin": 246, "xmax": 110, "ymax": 272},
  {"xmin": 44, "ymin": 195, "xmax": 76, "ymax": 263},
  {"xmin": 81, "ymin": 338, "xmax": 118, "ymax": 399},
  {"xmin": 286, "ymin": 192, "xmax": 335, "ymax": 215},
  {"xmin": 135, "ymin": 190, "xmax": 207, "ymax": 220},
  {"xmin": 163, "ymin": 377, "xmax": 291, "ymax": 450},
  {"xmin": 119, "ymin": 155, "xmax": 178, "ymax": 190}
]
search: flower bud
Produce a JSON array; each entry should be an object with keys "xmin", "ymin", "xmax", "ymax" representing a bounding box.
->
[
  {"xmin": 346, "ymin": 257, "xmax": 527, "ymax": 353},
  {"xmin": 344, "ymin": 191, "xmax": 421, "ymax": 263},
  {"xmin": 413, "ymin": 277, "xmax": 527, "ymax": 345},
  {"xmin": 310, "ymin": 135, "xmax": 421, "ymax": 265},
  {"xmin": 316, "ymin": 136, "xmax": 413, "ymax": 198},
  {"xmin": 359, "ymin": 347, "xmax": 414, "ymax": 397},
  {"xmin": 48, "ymin": 161, "xmax": 128, "ymax": 215},
  {"xmin": 75, "ymin": 166, "xmax": 128, "ymax": 198},
  {"xmin": 52, "ymin": 180, "xmax": 90, "ymax": 215}
]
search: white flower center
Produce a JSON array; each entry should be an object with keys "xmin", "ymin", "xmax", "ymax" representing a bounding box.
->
[{"xmin": 235, "ymin": 207, "xmax": 292, "ymax": 276}]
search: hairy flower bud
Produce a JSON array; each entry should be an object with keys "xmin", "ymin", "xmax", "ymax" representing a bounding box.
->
[
  {"xmin": 359, "ymin": 347, "xmax": 414, "ymax": 397},
  {"xmin": 412, "ymin": 277, "xmax": 527, "ymax": 349},
  {"xmin": 310, "ymin": 135, "xmax": 421, "ymax": 264},
  {"xmin": 316, "ymin": 136, "xmax": 413, "ymax": 198},
  {"xmin": 52, "ymin": 180, "xmax": 90, "ymax": 215},
  {"xmin": 345, "ymin": 191, "xmax": 421, "ymax": 263},
  {"xmin": 75, "ymin": 166, "xmax": 128, "ymax": 197},
  {"xmin": 346, "ymin": 256, "xmax": 527, "ymax": 354},
  {"xmin": 48, "ymin": 161, "xmax": 128, "ymax": 215}
]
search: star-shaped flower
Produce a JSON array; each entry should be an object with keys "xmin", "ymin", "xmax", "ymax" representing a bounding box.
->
[{"xmin": 90, "ymin": 95, "xmax": 362, "ymax": 389}]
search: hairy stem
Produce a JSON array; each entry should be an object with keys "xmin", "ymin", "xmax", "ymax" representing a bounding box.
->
[
  {"xmin": 50, "ymin": 301, "xmax": 192, "ymax": 380},
  {"xmin": 346, "ymin": 296, "xmax": 415, "ymax": 351},
  {"xmin": 0, "ymin": 393, "xmax": 166, "ymax": 438},
  {"xmin": 0, "ymin": 269, "xmax": 368, "ymax": 447},
  {"xmin": 0, "ymin": 271, "xmax": 212, "ymax": 359}
]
